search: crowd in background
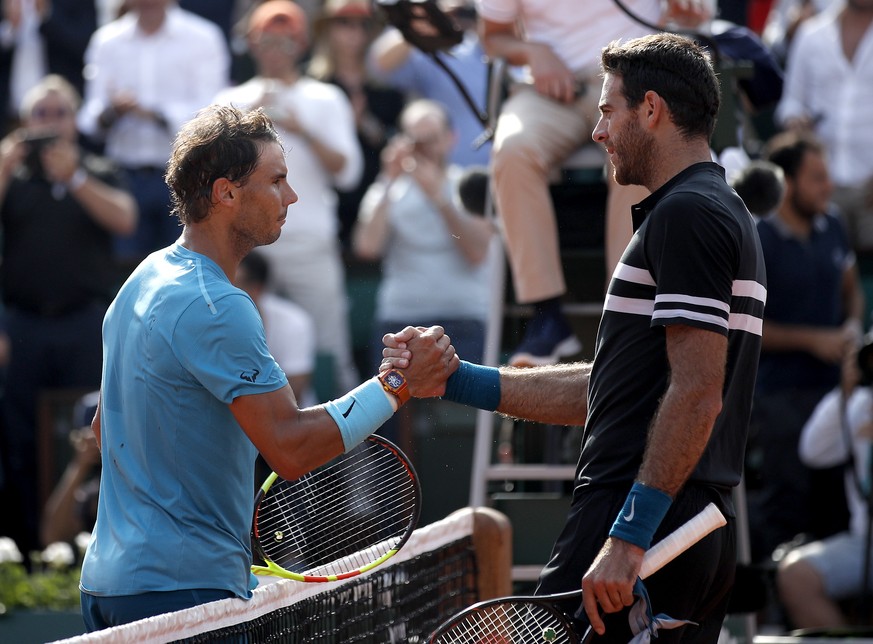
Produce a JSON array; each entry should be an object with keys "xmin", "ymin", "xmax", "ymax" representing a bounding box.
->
[{"xmin": 0, "ymin": 0, "xmax": 870, "ymax": 634}]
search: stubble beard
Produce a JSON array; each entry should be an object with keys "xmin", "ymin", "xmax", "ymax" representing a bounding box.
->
[{"xmin": 612, "ymin": 120, "xmax": 656, "ymax": 188}]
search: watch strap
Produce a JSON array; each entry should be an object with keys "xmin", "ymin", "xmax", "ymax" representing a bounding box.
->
[{"xmin": 378, "ymin": 369, "xmax": 410, "ymax": 406}]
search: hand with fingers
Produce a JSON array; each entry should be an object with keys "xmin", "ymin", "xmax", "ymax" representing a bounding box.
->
[
  {"xmin": 581, "ymin": 537, "xmax": 645, "ymax": 636},
  {"xmin": 381, "ymin": 325, "xmax": 459, "ymax": 398}
]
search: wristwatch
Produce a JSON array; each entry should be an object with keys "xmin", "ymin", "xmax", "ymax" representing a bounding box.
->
[{"xmin": 378, "ymin": 369, "xmax": 410, "ymax": 406}]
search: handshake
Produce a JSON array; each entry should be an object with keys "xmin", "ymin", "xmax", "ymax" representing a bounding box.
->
[{"xmin": 379, "ymin": 325, "xmax": 460, "ymax": 398}]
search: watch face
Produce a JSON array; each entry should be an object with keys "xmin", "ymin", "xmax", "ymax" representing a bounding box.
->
[{"xmin": 385, "ymin": 371, "xmax": 405, "ymax": 389}]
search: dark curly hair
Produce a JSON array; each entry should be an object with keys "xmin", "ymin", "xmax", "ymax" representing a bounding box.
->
[
  {"xmin": 601, "ymin": 33, "xmax": 721, "ymax": 141},
  {"xmin": 165, "ymin": 105, "xmax": 281, "ymax": 225}
]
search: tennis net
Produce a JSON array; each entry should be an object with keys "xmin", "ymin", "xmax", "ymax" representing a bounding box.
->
[{"xmin": 52, "ymin": 506, "xmax": 511, "ymax": 643}]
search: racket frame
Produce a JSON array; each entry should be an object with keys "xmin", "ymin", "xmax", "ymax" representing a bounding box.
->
[
  {"xmin": 428, "ymin": 502, "xmax": 727, "ymax": 643},
  {"xmin": 250, "ymin": 434, "xmax": 421, "ymax": 582}
]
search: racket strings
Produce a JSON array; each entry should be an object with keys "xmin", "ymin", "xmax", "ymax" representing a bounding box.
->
[
  {"xmin": 435, "ymin": 602, "xmax": 574, "ymax": 644},
  {"xmin": 263, "ymin": 452, "xmax": 414, "ymax": 546},
  {"xmin": 255, "ymin": 443, "xmax": 418, "ymax": 576},
  {"xmin": 263, "ymin": 472, "xmax": 414, "ymax": 572}
]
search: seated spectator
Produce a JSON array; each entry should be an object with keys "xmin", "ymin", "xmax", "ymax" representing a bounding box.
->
[{"xmin": 777, "ymin": 342, "xmax": 873, "ymax": 629}]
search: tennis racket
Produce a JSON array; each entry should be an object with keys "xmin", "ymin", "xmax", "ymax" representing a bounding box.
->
[
  {"xmin": 429, "ymin": 502, "xmax": 727, "ymax": 643},
  {"xmin": 251, "ymin": 434, "xmax": 421, "ymax": 582}
]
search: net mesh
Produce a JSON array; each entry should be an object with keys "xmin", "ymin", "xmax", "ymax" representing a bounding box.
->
[{"xmin": 54, "ymin": 508, "xmax": 498, "ymax": 644}]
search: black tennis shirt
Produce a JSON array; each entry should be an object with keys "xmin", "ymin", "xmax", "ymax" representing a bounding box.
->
[{"xmin": 577, "ymin": 162, "xmax": 767, "ymax": 494}]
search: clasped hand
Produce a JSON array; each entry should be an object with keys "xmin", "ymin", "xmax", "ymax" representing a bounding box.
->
[{"xmin": 380, "ymin": 325, "xmax": 459, "ymax": 397}]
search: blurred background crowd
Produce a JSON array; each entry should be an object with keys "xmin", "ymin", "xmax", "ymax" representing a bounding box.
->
[{"xmin": 0, "ymin": 0, "xmax": 871, "ymax": 636}]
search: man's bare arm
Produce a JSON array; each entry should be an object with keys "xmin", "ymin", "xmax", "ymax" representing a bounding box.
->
[
  {"xmin": 638, "ymin": 325, "xmax": 726, "ymax": 494},
  {"xmin": 383, "ymin": 326, "xmax": 589, "ymax": 426},
  {"xmin": 582, "ymin": 324, "xmax": 726, "ymax": 634}
]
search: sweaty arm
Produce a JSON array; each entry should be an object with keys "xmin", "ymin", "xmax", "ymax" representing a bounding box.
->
[
  {"xmin": 382, "ymin": 326, "xmax": 589, "ymax": 425},
  {"xmin": 233, "ymin": 325, "xmax": 456, "ymax": 481},
  {"xmin": 494, "ymin": 362, "xmax": 590, "ymax": 426},
  {"xmin": 230, "ymin": 385, "xmax": 348, "ymax": 481},
  {"xmin": 581, "ymin": 324, "xmax": 726, "ymax": 634}
]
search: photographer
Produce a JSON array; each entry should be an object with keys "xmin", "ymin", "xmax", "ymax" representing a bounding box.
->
[
  {"xmin": 353, "ymin": 99, "xmax": 494, "ymax": 447},
  {"xmin": 0, "ymin": 74, "xmax": 137, "ymax": 559},
  {"xmin": 777, "ymin": 339, "xmax": 873, "ymax": 629}
]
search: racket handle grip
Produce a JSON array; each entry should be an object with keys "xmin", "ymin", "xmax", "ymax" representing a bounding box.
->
[{"xmin": 639, "ymin": 502, "xmax": 727, "ymax": 580}]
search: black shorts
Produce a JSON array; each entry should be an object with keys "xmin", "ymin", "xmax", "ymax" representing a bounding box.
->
[{"xmin": 536, "ymin": 483, "xmax": 736, "ymax": 644}]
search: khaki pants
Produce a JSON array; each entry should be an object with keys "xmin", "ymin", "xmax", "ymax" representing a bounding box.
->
[
  {"xmin": 491, "ymin": 86, "xmax": 598, "ymax": 303},
  {"xmin": 491, "ymin": 84, "xmax": 646, "ymax": 302}
]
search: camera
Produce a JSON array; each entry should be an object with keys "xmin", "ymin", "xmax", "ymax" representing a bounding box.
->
[{"xmin": 22, "ymin": 131, "xmax": 58, "ymax": 179}]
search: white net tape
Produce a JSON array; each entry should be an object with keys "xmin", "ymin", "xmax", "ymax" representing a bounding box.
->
[{"xmin": 51, "ymin": 508, "xmax": 475, "ymax": 644}]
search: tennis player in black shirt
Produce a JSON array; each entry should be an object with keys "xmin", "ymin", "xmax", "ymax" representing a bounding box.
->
[{"xmin": 382, "ymin": 32, "xmax": 767, "ymax": 643}]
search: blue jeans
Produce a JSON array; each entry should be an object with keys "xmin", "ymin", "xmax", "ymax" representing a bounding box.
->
[{"xmin": 81, "ymin": 588, "xmax": 236, "ymax": 631}]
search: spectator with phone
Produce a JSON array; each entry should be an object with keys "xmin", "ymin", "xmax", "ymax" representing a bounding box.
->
[{"xmin": 0, "ymin": 74, "xmax": 137, "ymax": 559}]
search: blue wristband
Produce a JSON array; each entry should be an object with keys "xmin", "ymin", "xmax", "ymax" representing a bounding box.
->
[
  {"xmin": 441, "ymin": 360, "xmax": 501, "ymax": 411},
  {"xmin": 608, "ymin": 482, "xmax": 673, "ymax": 550},
  {"xmin": 324, "ymin": 378, "xmax": 395, "ymax": 452}
]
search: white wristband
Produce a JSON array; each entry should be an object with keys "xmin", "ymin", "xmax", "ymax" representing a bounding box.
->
[{"xmin": 68, "ymin": 168, "xmax": 87, "ymax": 191}]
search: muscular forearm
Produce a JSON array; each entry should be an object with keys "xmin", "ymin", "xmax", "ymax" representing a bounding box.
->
[
  {"xmin": 496, "ymin": 362, "xmax": 590, "ymax": 426},
  {"xmin": 637, "ymin": 383, "xmax": 721, "ymax": 496},
  {"xmin": 637, "ymin": 327, "xmax": 725, "ymax": 496}
]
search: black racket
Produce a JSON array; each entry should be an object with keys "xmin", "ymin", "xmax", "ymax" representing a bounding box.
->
[
  {"xmin": 251, "ymin": 434, "xmax": 421, "ymax": 582},
  {"xmin": 429, "ymin": 502, "xmax": 727, "ymax": 643}
]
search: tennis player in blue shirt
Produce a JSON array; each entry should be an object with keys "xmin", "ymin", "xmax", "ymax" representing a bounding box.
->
[{"xmin": 79, "ymin": 105, "xmax": 457, "ymax": 631}]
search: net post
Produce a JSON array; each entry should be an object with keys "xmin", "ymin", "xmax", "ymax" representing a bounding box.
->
[{"xmin": 471, "ymin": 506, "xmax": 512, "ymax": 600}]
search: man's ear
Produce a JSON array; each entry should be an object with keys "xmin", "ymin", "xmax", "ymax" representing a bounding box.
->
[
  {"xmin": 212, "ymin": 177, "xmax": 237, "ymax": 206},
  {"xmin": 642, "ymin": 90, "xmax": 667, "ymax": 129}
]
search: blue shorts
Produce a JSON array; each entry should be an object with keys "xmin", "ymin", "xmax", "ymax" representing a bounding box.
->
[{"xmin": 81, "ymin": 588, "xmax": 236, "ymax": 632}]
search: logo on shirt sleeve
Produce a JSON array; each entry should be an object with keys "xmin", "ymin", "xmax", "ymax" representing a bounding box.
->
[{"xmin": 239, "ymin": 368, "xmax": 260, "ymax": 383}]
